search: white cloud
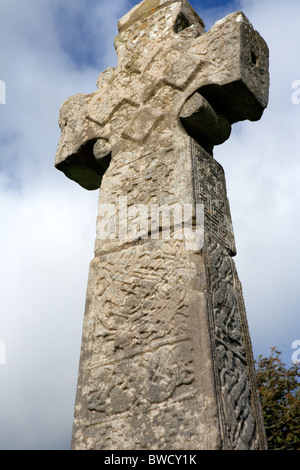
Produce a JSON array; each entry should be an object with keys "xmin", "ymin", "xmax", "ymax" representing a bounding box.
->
[{"xmin": 0, "ymin": 0, "xmax": 299, "ymax": 450}]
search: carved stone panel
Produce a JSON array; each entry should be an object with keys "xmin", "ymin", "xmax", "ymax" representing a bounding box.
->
[
  {"xmin": 72, "ymin": 240, "xmax": 221, "ymax": 450},
  {"xmin": 191, "ymin": 140, "xmax": 236, "ymax": 256},
  {"xmin": 190, "ymin": 141, "xmax": 266, "ymax": 449},
  {"xmin": 204, "ymin": 234, "xmax": 265, "ymax": 449}
]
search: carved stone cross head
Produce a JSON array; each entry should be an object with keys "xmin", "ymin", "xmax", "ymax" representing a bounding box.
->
[{"xmin": 55, "ymin": 0, "xmax": 269, "ymax": 190}]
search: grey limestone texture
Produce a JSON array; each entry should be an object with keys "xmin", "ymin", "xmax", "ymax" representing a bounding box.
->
[{"xmin": 55, "ymin": 0, "xmax": 269, "ymax": 450}]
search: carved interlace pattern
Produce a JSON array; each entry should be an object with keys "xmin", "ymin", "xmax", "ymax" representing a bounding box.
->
[
  {"xmin": 206, "ymin": 235, "xmax": 259, "ymax": 449},
  {"xmin": 192, "ymin": 141, "xmax": 261, "ymax": 449}
]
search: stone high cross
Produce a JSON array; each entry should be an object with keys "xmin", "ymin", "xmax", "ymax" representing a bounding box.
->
[{"xmin": 55, "ymin": 0, "xmax": 269, "ymax": 450}]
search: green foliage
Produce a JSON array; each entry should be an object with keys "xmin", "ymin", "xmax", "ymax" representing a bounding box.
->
[{"xmin": 255, "ymin": 347, "xmax": 300, "ymax": 450}]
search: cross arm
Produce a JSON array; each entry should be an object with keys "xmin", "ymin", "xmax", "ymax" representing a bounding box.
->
[
  {"xmin": 54, "ymin": 92, "xmax": 112, "ymax": 190},
  {"xmin": 185, "ymin": 11, "xmax": 269, "ymax": 125}
]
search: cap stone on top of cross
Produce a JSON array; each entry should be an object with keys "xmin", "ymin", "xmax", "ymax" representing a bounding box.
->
[
  {"xmin": 117, "ymin": 0, "xmax": 205, "ymax": 33},
  {"xmin": 55, "ymin": 0, "xmax": 269, "ymax": 450}
]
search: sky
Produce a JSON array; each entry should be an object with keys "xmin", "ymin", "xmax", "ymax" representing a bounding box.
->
[{"xmin": 0, "ymin": 0, "xmax": 299, "ymax": 450}]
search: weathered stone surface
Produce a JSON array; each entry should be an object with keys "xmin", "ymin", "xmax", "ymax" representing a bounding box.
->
[
  {"xmin": 73, "ymin": 239, "xmax": 220, "ymax": 449},
  {"xmin": 55, "ymin": 0, "xmax": 269, "ymax": 450}
]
